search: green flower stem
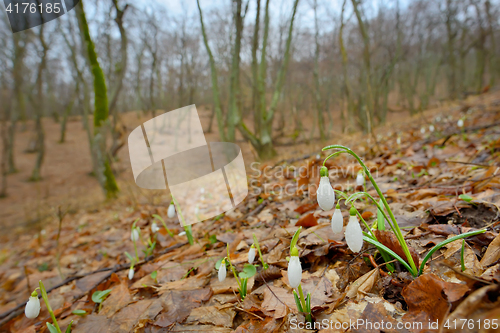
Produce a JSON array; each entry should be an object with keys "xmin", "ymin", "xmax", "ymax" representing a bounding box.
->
[
  {"xmin": 323, "ymin": 145, "xmax": 418, "ymax": 275},
  {"xmin": 133, "ymin": 239, "xmax": 139, "ymax": 262},
  {"xmin": 252, "ymin": 234, "xmax": 268, "ymax": 269},
  {"xmin": 297, "ymin": 284, "xmax": 311, "ymax": 322},
  {"xmin": 152, "ymin": 214, "xmax": 174, "ymax": 237},
  {"xmin": 171, "ymin": 195, "xmax": 194, "ymax": 245},
  {"xmin": 461, "ymin": 239, "xmax": 466, "ymax": 272},
  {"xmin": 226, "ymin": 244, "xmax": 241, "ymax": 289},
  {"xmin": 39, "ymin": 281, "xmax": 62, "ymax": 333},
  {"xmin": 418, "ymin": 229, "xmax": 485, "ymax": 275}
]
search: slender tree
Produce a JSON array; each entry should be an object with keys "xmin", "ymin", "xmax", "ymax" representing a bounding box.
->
[{"xmin": 75, "ymin": 0, "xmax": 119, "ymax": 199}]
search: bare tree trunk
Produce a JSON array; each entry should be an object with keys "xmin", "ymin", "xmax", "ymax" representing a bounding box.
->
[
  {"xmin": 445, "ymin": 0, "xmax": 458, "ymax": 99},
  {"xmin": 8, "ymin": 33, "xmax": 29, "ymax": 173},
  {"xmin": 60, "ymin": 80, "xmax": 79, "ymax": 143},
  {"xmin": 313, "ymin": 0, "xmax": 326, "ymax": 140},
  {"xmin": 197, "ymin": 0, "xmax": 226, "ymax": 141},
  {"xmin": 109, "ymin": 0, "xmax": 129, "ymax": 158},
  {"xmin": 76, "ymin": 1, "xmax": 119, "ymax": 199},
  {"xmin": 339, "ymin": 0, "xmax": 354, "ymax": 133},
  {"xmin": 351, "ymin": 0, "xmax": 374, "ymax": 135},
  {"xmin": 30, "ymin": 25, "xmax": 49, "ymax": 181}
]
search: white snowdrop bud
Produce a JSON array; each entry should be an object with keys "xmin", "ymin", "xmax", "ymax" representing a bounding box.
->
[
  {"xmin": 200, "ymin": 187, "xmax": 205, "ymax": 194},
  {"xmin": 429, "ymin": 125, "xmax": 435, "ymax": 132},
  {"xmin": 287, "ymin": 247, "xmax": 302, "ymax": 288},
  {"xmin": 248, "ymin": 245, "xmax": 256, "ymax": 263},
  {"xmin": 420, "ymin": 127, "xmax": 425, "ymax": 134},
  {"xmin": 128, "ymin": 267, "xmax": 134, "ymax": 280},
  {"xmin": 356, "ymin": 171, "xmax": 364, "ymax": 187},
  {"xmin": 168, "ymin": 203, "xmax": 176, "ymax": 218},
  {"xmin": 179, "ymin": 231, "xmax": 186, "ymax": 236},
  {"xmin": 151, "ymin": 222, "xmax": 159, "ymax": 234},
  {"xmin": 218, "ymin": 259, "xmax": 227, "ymax": 282},
  {"xmin": 317, "ymin": 166, "xmax": 335, "ymax": 211},
  {"xmin": 331, "ymin": 204, "xmax": 343, "ymax": 234},
  {"xmin": 131, "ymin": 228, "xmax": 139, "ymax": 242},
  {"xmin": 24, "ymin": 292, "xmax": 40, "ymax": 319},
  {"xmin": 345, "ymin": 207, "xmax": 363, "ymax": 253},
  {"xmin": 396, "ymin": 137, "xmax": 401, "ymax": 145},
  {"xmin": 457, "ymin": 119, "xmax": 464, "ymax": 128}
]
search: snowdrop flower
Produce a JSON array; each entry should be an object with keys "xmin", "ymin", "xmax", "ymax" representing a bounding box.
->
[
  {"xmin": 24, "ymin": 291, "xmax": 40, "ymax": 319},
  {"xmin": 331, "ymin": 203, "xmax": 343, "ymax": 234},
  {"xmin": 131, "ymin": 228, "xmax": 139, "ymax": 242},
  {"xmin": 420, "ymin": 127, "xmax": 425, "ymax": 134},
  {"xmin": 457, "ymin": 119, "xmax": 464, "ymax": 128},
  {"xmin": 200, "ymin": 187, "xmax": 205, "ymax": 194},
  {"xmin": 128, "ymin": 267, "xmax": 134, "ymax": 280},
  {"xmin": 429, "ymin": 125, "xmax": 435, "ymax": 132},
  {"xmin": 168, "ymin": 203, "xmax": 176, "ymax": 218},
  {"xmin": 218, "ymin": 259, "xmax": 227, "ymax": 282},
  {"xmin": 151, "ymin": 222, "xmax": 159, "ymax": 234},
  {"xmin": 345, "ymin": 206, "xmax": 363, "ymax": 253},
  {"xmin": 317, "ymin": 166, "xmax": 335, "ymax": 211},
  {"xmin": 287, "ymin": 246, "xmax": 302, "ymax": 288},
  {"xmin": 248, "ymin": 244, "xmax": 256, "ymax": 263},
  {"xmin": 179, "ymin": 231, "xmax": 186, "ymax": 236},
  {"xmin": 396, "ymin": 136, "xmax": 401, "ymax": 145},
  {"xmin": 356, "ymin": 171, "xmax": 365, "ymax": 187}
]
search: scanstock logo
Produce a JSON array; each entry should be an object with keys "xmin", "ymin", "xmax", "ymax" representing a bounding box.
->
[
  {"xmin": 128, "ymin": 105, "xmax": 248, "ymax": 226},
  {"xmin": 3, "ymin": 0, "xmax": 80, "ymax": 33}
]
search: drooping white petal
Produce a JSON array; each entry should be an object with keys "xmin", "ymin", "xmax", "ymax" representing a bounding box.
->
[
  {"xmin": 287, "ymin": 256, "xmax": 302, "ymax": 288},
  {"xmin": 248, "ymin": 247, "xmax": 256, "ymax": 263},
  {"xmin": 218, "ymin": 262, "xmax": 227, "ymax": 282},
  {"xmin": 151, "ymin": 222, "xmax": 159, "ymax": 234},
  {"xmin": 457, "ymin": 119, "xmax": 464, "ymax": 127},
  {"xmin": 356, "ymin": 173, "xmax": 364, "ymax": 187},
  {"xmin": 317, "ymin": 177, "xmax": 335, "ymax": 211},
  {"xmin": 168, "ymin": 204, "xmax": 176, "ymax": 218},
  {"xmin": 131, "ymin": 228, "xmax": 139, "ymax": 242},
  {"xmin": 345, "ymin": 215, "xmax": 363, "ymax": 253},
  {"xmin": 331, "ymin": 208, "xmax": 343, "ymax": 234},
  {"xmin": 24, "ymin": 296, "xmax": 40, "ymax": 319},
  {"xmin": 128, "ymin": 267, "xmax": 135, "ymax": 280}
]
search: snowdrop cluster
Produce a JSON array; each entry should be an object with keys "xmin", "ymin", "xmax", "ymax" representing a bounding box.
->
[
  {"xmin": 218, "ymin": 259, "xmax": 227, "ymax": 282},
  {"xmin": 287, "ymin": 246, "xmax": 302, "ymax": 288},
  {"xmin": 25, "ymin": 291, "xmax": 40, "ymax": 319},
  {"xmin": 130, "ymin": 227, "xmax": 139, "ymax": 242},
  {"xmin": 248, "ymin": 245, "xmax": 256, "ymax": 264},
  {"xmin": 345, "ymin": 206, "xmax": 363, "ymax": 253},
  {"xmin": 317, "ymin": 166, "xmax": 335, "ymax": 211},
  {"xmin": 151, "ymin": 222, "xmax": 160, "ymax": 234},
  {"xmin": 168, "ymin": 203, "xmax": 176, "ymax": 218},
  {"xmin": 356, "ymin": 171, "xmax": 365, "ymax": 187},
  {"xmin": 317, "ymin": 166, "xmax": 364, "ymax": 253}
]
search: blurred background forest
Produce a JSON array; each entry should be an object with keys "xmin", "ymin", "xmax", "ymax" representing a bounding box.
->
[{"xmin": 0, "ymin": 0, "xmax": 499, "ymax": 231}]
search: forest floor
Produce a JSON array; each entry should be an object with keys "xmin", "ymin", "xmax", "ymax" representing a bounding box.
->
[{"xmin": 1, "ymin": 91, "xmax": 500, "ymax": 332}]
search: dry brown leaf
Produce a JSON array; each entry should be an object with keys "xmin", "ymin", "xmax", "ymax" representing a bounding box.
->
[
  {"xmin": 296, "ymin": 213, "xmax": 318, "ymax": 228},
  {"xmin": 100, "ymin": 281, "xmax": 131, "ymax": 318},
  {"xmin": 373, "ymin": 230, "xmax": 420, "ymax": 267},
  {"xmin": 185, "ymin": 304, "xmax": 236, "ymax": 328},
  {"xmin": 402, "ymin": 273, "xmax": 469, "ymax": 330},
  {"xmin": 154, "ymin": 288, "xmax": 212, "ymax": 327},
  {"xmin": 346, "ymin": 268, "xmax": 379, "ymax": 300},
  {"xmin": 480, "ymin": 233, "xmax": 500, "ymax": 267}
]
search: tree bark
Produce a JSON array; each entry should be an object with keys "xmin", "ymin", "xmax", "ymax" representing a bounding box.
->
[{"xmin": 76, "ymin": 0, "xmax": 119, "ymax": 199}]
